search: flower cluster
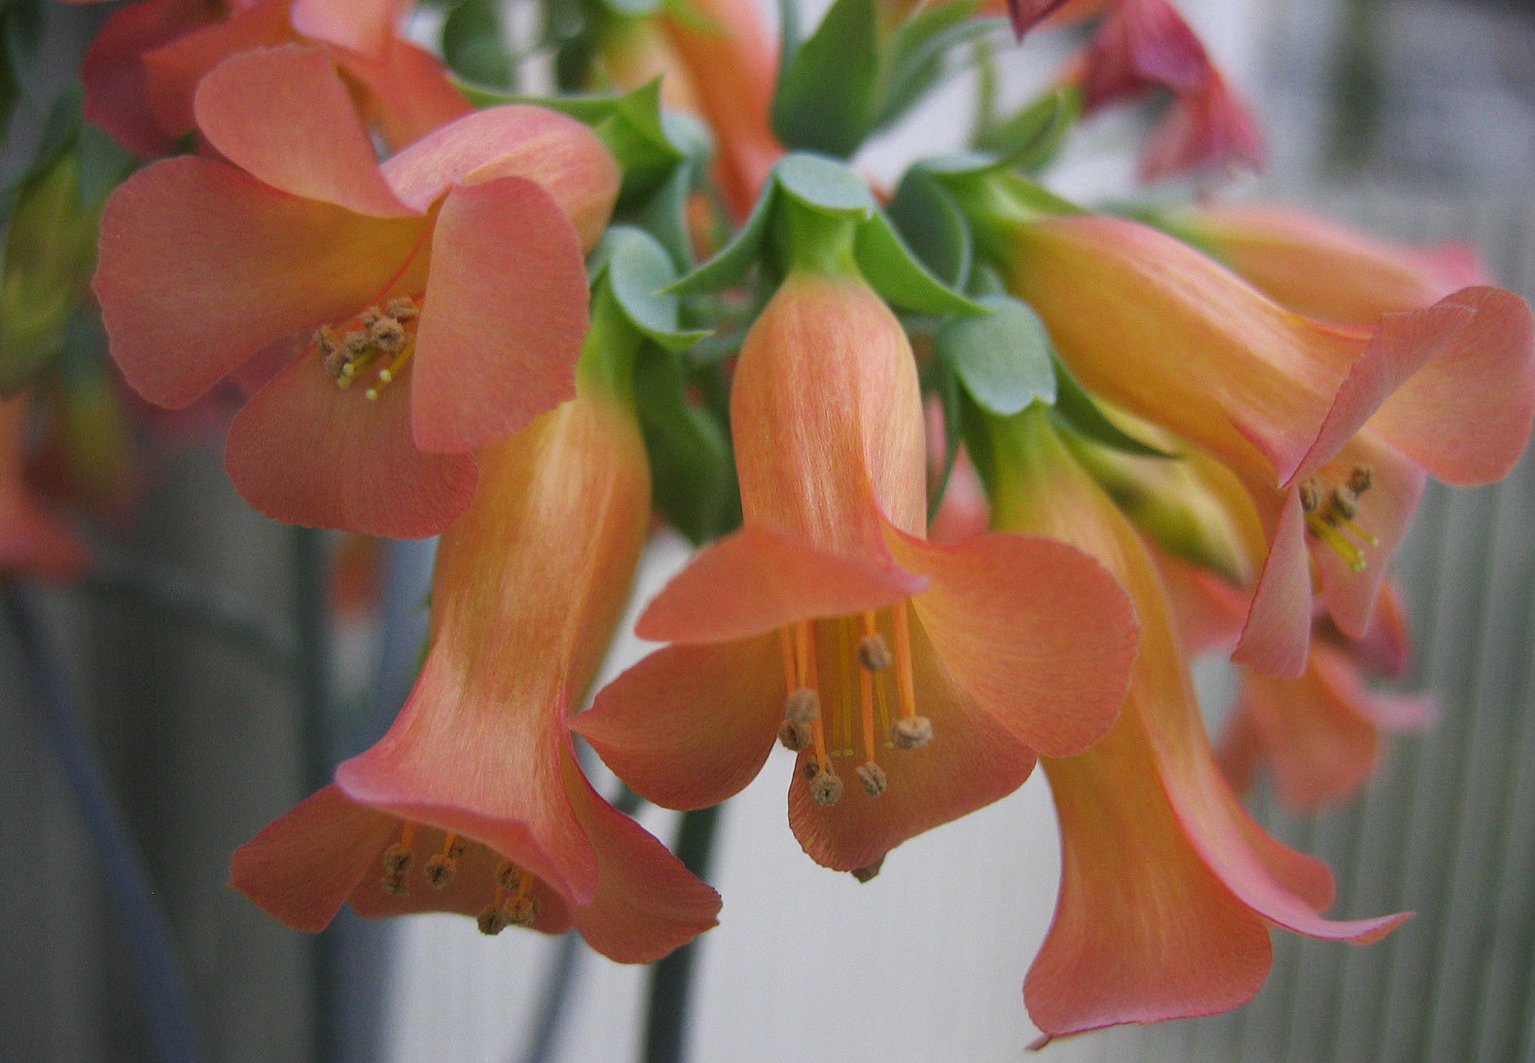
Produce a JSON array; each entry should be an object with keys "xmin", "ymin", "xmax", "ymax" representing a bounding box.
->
[{"xmin": 8, "ymin": 0, "xmax": 1532, "ymax": 1050}]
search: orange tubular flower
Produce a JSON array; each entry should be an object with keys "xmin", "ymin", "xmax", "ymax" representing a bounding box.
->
[
  {"xmin": 1009, "ymin": 214, "xmax": 1535, "ymax": 675},
  {"xmin": 95, "ymin": 46, "xmax": 618, "ymax": 537},
  {"xmin": 74, "ymin": 0, "xmax": 468, "ymax": 157},
  {"xmin": 987, "ymin": 408, "xmax": 1407, "ymax": 1041},
  {"xmin": 0, "ymin": 396, "xmax": 89, "ymax": 581},
  {"xmin": 574, "ymin": 270, "xmax": 1137, "ymax": 874},
  {"xmin": 232, "ymin": 381, "xmax": 721, "ymax": 960}
]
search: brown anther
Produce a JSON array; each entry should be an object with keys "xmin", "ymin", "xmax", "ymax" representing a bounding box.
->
[
  {"xmin": 858, "ymin": 633, "xmax": 893, "ymax": 672},
  {"xmin": 359, "ymin": 307, "xmax": 382, "ymax": 327},
  {"xmin": 784, "ymin": 687, "xmax": 820, "ymax": 725},
  {"xmin": 778, "ymin": 719, "xmax": 812, "ymax": 752},
  {"xmin": 891, "ymin": 716, "xmax": 933, "ymax": 750},
  {"xmin": 1331, "ymin": 486, "xmax": 1359, "ymax": 521},
  {"xmin": 382, "ymin": 843, "xmax": 413, "ymax": 877},
  {"xmin": 801, "ymin": 756, "xmax": 821, "ymax": 780},
  {"xmin": 1349, "ymin": 466, "xmax": 1374, "ymax": 494},
  {"xmin": 343, "ymin": 329, "xmax": 369, "ymax": 354},
  {"xmin": 386, "ymin": 296, "xmax": 419, "ymax": 322},
  {"xmin": 368, "ymin": 315, "xmax": 406, "ymax": 355},
  {"xmin": 380, "ymin": 873, "xmax": 409, "ymax": 897},
  {"xmin": 1299, "ymin": 480, "xmax": 1323, "ymax": 513},
  {"xmin": 446, "ymin": 838, "xmax": 467, "ymax": 860},
  {"xmin": 810, "ymin": 769, "xmax": 844, "ymax": 807},
  {"xmin": 850, "ymin": 857, "xmax": 884, "ymax": 884},
  {"xmin": 424, "ymin": 854, "xmax": 458, "ymax": 890},
  {"xmin": 855, "ymin": 762, "xmax": 888, "ymax": 798},
  {"xmin": 495, "ymin": 861, "xmax": 522, "ymax": 893},
  {"xmin": 503, "ymin": 895, "xmax": 539, "ymax": 928},
  {"xmin": 477, "ymin": 906, "xmax": 511, "ymax": 936}
]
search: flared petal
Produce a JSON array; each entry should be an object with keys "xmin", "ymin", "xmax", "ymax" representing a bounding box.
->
[
  {"xmin": 1233, "ymin": 488, "xmax": 1314, "ymax": 677},
  {"xmin": 731, "ymin": 274, "xmax": 928, "ymax": 550},
  {"xmin": 380, "ymin": 106, "xmax": 620, "ymax": 251},
  {"xmin": 1138, "ymin": 69, "xmax": 1266, "ymax": 183},
  {"xmin": 561, "ymin": 749, "xmax": 722, "ymax": 962},
  {"xmin": 81, "ymin": 0, "xmax": 222, "ymax": 156},
  {"xmin": 1080, "ymin": 0, "xmax": 1208, "ymax": 109},
  {"xmin": 338, "ymin": 40, "xmax": 472, "ymax": 150},
  {"xmin": 95, "ymin": 156, "xmax": 427, "ymax": 408},
  {"xmin": 634, "ymin": 523, "xmax": 924, "ymax": 645},
  {"xmin": 1338, "ymin": 581, "xmax": 1413, "ymax": 678},
  {"xmin": 191, "ymin": 45, "xmax": 413, "ymax": 217},
  {"xmin": 575, "ymin": 636, "xmax": 786, "ymax": 810},
  {"xmin": 1026, "ymin": 719, "xmax": 1273, "ymax": 1039},
  {"xmin": 786, "ymin": 617, "xmax": 1037, "ymax": 872},
  {"xmin": 223, "ymin": 352, "xmax": 476, "ymax": 537},
  {"xmin": 887, "ymin": 525, "xmax": 1138, "ymax": 759},
  {"xmin": 142, "ymin": 0, "xmax": 293, "ymax": 140},
  {"xmin": 229, "ymin": 785, "xmax": 401, "ymax": 933},
  {"xmin": 1154, "ymin": 548, "xmax": 1249, "ymax": 656},
  {"xmin": 290, "ymin": 0, "xmax": 400, "ymax": 59},
  {"xmin": 410, "ymin": 178, "xmax": 588, "ymax": 453}
]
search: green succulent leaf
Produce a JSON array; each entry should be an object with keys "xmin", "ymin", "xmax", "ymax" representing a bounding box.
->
[
  {"xmin": 592, "ymin": 227, "xmax": 711, "ymax": 350},
  {"xmin": 635, "ymin": 348, "xmax": 738, "ymax": 543},
  {"xmin": 1051, "ymin": 361, "xmax": 1178, "ymax": 459},
  {"xmin": 770, "ymin": 0, "xmax": 878, "ymax": 157},
  {"xmin": 885, "ymin": 168, "xmax": 972, "ymax": 289},
  {"xmin": 877, "ymin": 3, "xmax": 1004, "ymax": 131},
  {"xmin": 854, "ymin": 211, "xmax": 985, "ymax": 316},
  {"xmin": 935, "ymin": 294, "xmax": 1056, "ymax": 416},
  {"xmin": 442, "ymin": 0, "xmax": 514, "ymax": 89}
]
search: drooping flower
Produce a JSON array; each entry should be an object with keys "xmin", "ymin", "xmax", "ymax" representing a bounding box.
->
[
  {"xmin": 0, "ymin": 395, "xmax": 90, "ymax": 581},
  {"xmin": 232, "ymin": 374, "xmax": 721, "ymax": 960},
  {"xmin": 984, "ymin": 405, "xmax": 1408, "ymax": 1040},
  {"xmin": 1007, "ymin": 213, "xmax": 1535, "ymax": 674},
  {"xmin": 575, "ymin": 269, "xmax": 1138, "ymax": 874},
  {"xmin": 72, "ymin": 0, "xmax": 468, "ymax": 157},
  {"xmin": 95, "ymin": 45, "xmax": 619, "ymax": 537}
]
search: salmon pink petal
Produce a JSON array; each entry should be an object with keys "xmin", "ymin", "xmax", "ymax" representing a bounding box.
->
[
  {"xmin": 1341, "ymin": 581, "xmax": 1413, "ymax": 678},
  {"xmin": 1026, "ymin": 721, "xmax": 1272, "ymax": 1038},
  {"xmin": 887, "ymin": 527, "xmax": 1138, "ymax": 759},
  {"xmin": 1367, "ymin": 286, "xmax": 1535, "ymax": 485},
  {"xmin": 1313, "ymin": 437, "xmax": 1425, "ymax": 641},
  {"xmin": 575, "ymin": 636, "xmax": 786, "ymax": 810},
  {"xmin": 81, "ymin": 0, "xmax": 219, "ymax": 156},
  {"xmin": 410, "ymin": 179, "xmax": 588, "ymax": 454},
  {"xmin": 634, "ymin": 525, "xmax": 925, "ymax": 645},
  {"xmin": 229, "ymin": 785, "xmax": 401, "ymax": 933},
  {"xmin": 381, "ymin": 106, "xmax": 621, "ymax": 250},
  {"xmin": 1138, "ymin": 70, "xmax": 1267, "ymax": 183},
  {"xmin": 1155, "ymin": 548, "xmax": 1249, "ymax": 656},
  {"xmin": 95, "ymin": 156, "xmax": 427, "ymax": 409},
  {"xmin": 223, "ymin": 353, "xmax": 476, "ymax": 537},
  {"xmin": 192, "ymin": 46, "xmax": 412, "ymax": 217},
  {"xmin": 1234, "ymin": 488, "xmax": 1313, "ymax": 678},
  {"xmin": 335, "ymin": 650, "xmax": 600, "ymax": 906},
  {"xmin": 1216, "ymin": 702, "xmax": 1264, "ymax": 796},
  {"xmin": 1081, "ymin": 0, "xmax": 1208, "ymax": 109},
  {"xmin": 337, "ymin": 42, "xmax": 473, "ymax": 150},
  {"xmin": 290, "ymin": 0, "xmax": 400, "ymax": 59},
  {"xmin": 1236, "ymin": 664, "xmax": 1379, "ymax": 814},
  {"xmin": 787, "ymin": 620, "xmax": 1037, "ymax": 872},
  {"xmin": 561, "ymin": 749, "xmax": 721, "ymax": 962},
  {"xmin": 142, "ymin": 0, "xmax": 293, "ymax": 140}
]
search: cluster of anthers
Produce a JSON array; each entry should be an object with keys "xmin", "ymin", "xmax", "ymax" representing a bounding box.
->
[
  {"xmin": 1299, "ymin": 465, "xmax": 1378, "ymax": 573},
  {"xmin": 316, "ymin": 296, "xmax": 421, "ymax": 401},
  {"xmin": 777, "ymin": 603, "xmax": 933, "ymax": 809},
  {"xmin": 378, "ymin": 821, "xmax": 541, "ymax": 936}
]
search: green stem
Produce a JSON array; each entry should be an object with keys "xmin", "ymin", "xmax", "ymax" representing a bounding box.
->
[{"xmin": 642, "ymin": 806, "xmax": 722, "ymax": 1063}]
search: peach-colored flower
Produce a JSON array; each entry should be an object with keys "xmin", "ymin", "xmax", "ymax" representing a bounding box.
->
[
  {"xmin": 73, "ymin": 0, "xmax": 468, "ymax": 156},
  {"xmin": 1009, "ymin": 213, "xmax": 1535, "ymax": 674},
  {"xmin": 987, "ymin": 406, "xmax": 1407, "ymax": 1040},
  {"xmin": 575, "ymin": 270, "xmax": 1137, "ymax": 873},
  {"xmin": 233, "ymin": 382, "xmax": 721, "ymax": 960},
  {"xmin": 95, "ymin": 46, "xmax": 618, "ymax": 536}
]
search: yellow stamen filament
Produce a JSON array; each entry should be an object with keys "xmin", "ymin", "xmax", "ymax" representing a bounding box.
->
[
  {"xmin": 891, "ymin": 602, "xmax": 917, "ymax": 720},
  {"xmin": 779, "ymin": 627, "xmax": 797, "ymax": 695},
  {"xmin": 859, "ymin": 614, "xmax": 878, "ymax": 764},
  {"xmin": 1301, "ymin": 468, "xmax": 1378, "ymax": 574},
  {"xmin": 837, "ymin": 618, "xmax": 855, "ymax": 757},
  {"xmin": 364, "ymin": 340, "xmax": 416, "ymax": 401}
]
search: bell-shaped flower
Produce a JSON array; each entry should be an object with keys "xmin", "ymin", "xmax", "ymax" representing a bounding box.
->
[
  {"xmin": 986, "ymin": 406, "xmax": 1408, "ymax": 1041},
  {"xmin": 575, "ymin": 270, "xmax": 1137, "ymax": 874},
  {"xmin": 73, "ymin": 0, "xmax": 469, "ymax": 157},
  {"xmin": 232, "ymin": 378, "xmax": 721, "ymax": 960},
  {"xmin": 0, "ymin": 396, "xmax": 89, "ymax": 581},
  {"xmin": 1177, "ymin": 204, "xmax": 1483, "ymax": 326},
  {"xmin": 95, "ymin": 45, "xmax": 619, "ymax": 537},
  {"xmin": 1009, "ymin": 213, "xmax": 1535, "ymax": 674}
]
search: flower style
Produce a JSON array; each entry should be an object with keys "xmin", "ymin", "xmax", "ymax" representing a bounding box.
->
[
  {"xmin": 0, "ymin": 395, "xmax": 90, "ymax": 581},
  {"xmin": 72, "ymin": 0, "xmax": 469, "ymax": 157},
  {"xmin": 986, "ymin": 407, "xmax": 1408, "ymax": 1041},
  {"xmin": 1008, "ymin": 214, "xmax": 1535, "ymax": 674},
  {"xmin": 232, "ymin": 380, "xmax": 721, "ymax": 960},
  {"xmin": 95, "ymin": 45, "xmax": 619, "ymax": 537},
  {"xmin": 574, "ymin": 270, "xmax": 1138, "ymax": 874}
]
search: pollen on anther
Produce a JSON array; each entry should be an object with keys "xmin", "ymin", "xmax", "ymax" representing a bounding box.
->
[
  {"xmin": 856, "ymin": 761, "xmax": 888, "ymax": 798},
  {"xmin": 477, "ymin": 906, "xmax": 511, "ymax": 936},
  {"xmin": 1349, "ymin": 466, "xmax": 1374, "ymax": 494},
  {"xmin": 1299, "ymin": 480, "xmax": 1323, "ymax": 513},
  {"xmin": 785, "ymin": 687, "xmax": 820, "ymax": 725},
  {"xmin": 495, "ymin": 861, "xmax": 522, "ymax": 893},
  {"xmin": 858, "ymin": 633, "xmax": 893, "ymax": 672},
  {"xmin": 801, "ymin": 755, "xmax": 821, "ymax": 780},
  {"xmin": 891, "ymin": 716, "xmax": 933, "ymax": 750},
  {"xmin": 380, "ymin": 873, "xmax": 409, "ymax": 896},
  {"xmin": 810, "ymin": 769, "xmax": 844, "ymax": 807},
  {"xmin": 382, "ymin": 843, "xmax": 413, "ymax": 877},
  {"xmin": 504, "ymin": 895, "xmax": 539, "ymax": 928},
  {"xmin": 424, "ymin": 854, "xmax": 458, "ymax": 890},
  {"xmin": 778, "ymin": 719, "xmax": 812, "ymax": 752}
]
